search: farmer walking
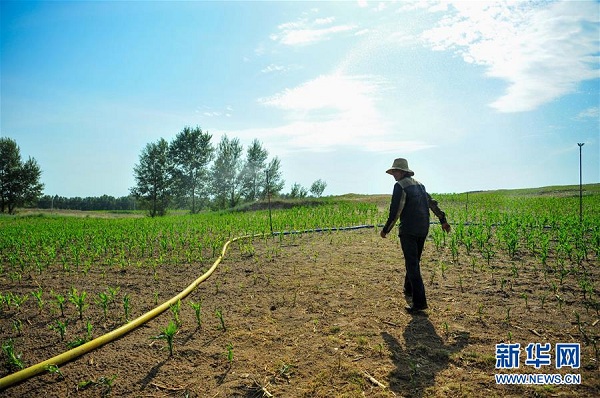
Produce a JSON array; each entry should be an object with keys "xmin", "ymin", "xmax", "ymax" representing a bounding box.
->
[{"xmin": 380, "ymin": 158, "xmax": 451, "ymax": 313}]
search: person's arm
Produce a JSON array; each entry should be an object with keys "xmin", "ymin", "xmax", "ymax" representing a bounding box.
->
[
  {"xmin": 427, "ymin": 193, "xmax": 451, "ymax": 233},
  {"xmin": 381, "ymin": 183, "xmax": 406, "ymax": 238}
]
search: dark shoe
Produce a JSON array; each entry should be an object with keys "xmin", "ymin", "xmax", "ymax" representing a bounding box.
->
[{"xmin": 405, "ymin": 305, "xmax": 428, "ymax": 314}]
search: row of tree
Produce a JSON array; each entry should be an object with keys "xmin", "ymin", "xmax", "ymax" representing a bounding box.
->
[
  {"xmin": 37, "ymin": 195, "xmax": 135, "ymax": 211},
  {"xmin": 0, "ymin": 130, "xmax": 327, "ymax": 215},
  {"xmin": 131, "ymin": 126, "xmax": 326, "ymax": 216}
]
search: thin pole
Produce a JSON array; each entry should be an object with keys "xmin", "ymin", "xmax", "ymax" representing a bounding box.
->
[
  {"xmin": 578, "ymin": 143, "xmax": 584, "ymax": 223},
  {"xmin": 266, "ymin": 170, "xmax": 273, "ymax": 234}
]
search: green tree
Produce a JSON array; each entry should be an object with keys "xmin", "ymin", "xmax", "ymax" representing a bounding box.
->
[
  {"xmin": 130, "ymin": 138, "xmax": 172, "ymax": 217},
  {"xmin": 289, "ymin": 183, "xmax": 308, "ymax": 199},
  {"xmin": 309, "ymin": 179, "xmax": 327, "ymax": 197},
  {"xmin": 241, "ymin": 139, "xmax": 268, "ymax": 201},
  {"xmin": 211, "ymin": 135, "xmax": 244, "ymax": 209},
  {"xmin": 169, "ymin": 126, "xmax": 214, "ymax": 213},
  {"xmin": 265, "ymin": 157, "xmax": 285, "ymax": 198},
  {"xmin": 0, "ymin": 138, "xmax": 44, "ymax": 214}
]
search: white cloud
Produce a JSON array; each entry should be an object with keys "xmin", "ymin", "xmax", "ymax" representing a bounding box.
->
[
  {"xmin": 197, "ymin": 105, "xmax": 234, "ymax": 118},
  {"xmin": 260, "ymin": 63, "xmax": 301, "ymax": 74},
  {"xmin": 254, "ymin": 73, "xmax": 431, "ymax": 154},
  {"xmin": 422, "ymin": 1, "xmax": 600, "ymax": 113},
  {"xmin": 270, "ymin": 15, "xmax": 356, "ymax": 46},
  {"xmin": 315, "ymin": 17, "xmax": 335, "ymax": 25},
  {"xmin": 261, "ymin": 64, "xmax": 287, "ymax": 74},
  {"xmin": 259, "ymin": 73, "xmax": 383, "ymax": 114},
  {"xmin": 575, "ymin": 106, "xmax": 599, "ymax": 120}
]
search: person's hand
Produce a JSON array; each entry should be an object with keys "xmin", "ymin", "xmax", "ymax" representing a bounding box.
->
[
  {"xmin": 442, "ymin": 222, "xmax": 451, "ymax": 233},
  {"xmin": 380, "ymin": 230, "xmax": 387, "ymax": 238}
]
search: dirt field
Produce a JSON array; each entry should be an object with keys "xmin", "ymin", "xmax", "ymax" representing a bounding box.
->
[{"xmin": 1, "ymin": 227, "xmax": 598, "ymax": 397}]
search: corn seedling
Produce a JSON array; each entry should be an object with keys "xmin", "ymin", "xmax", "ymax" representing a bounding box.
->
[
  {"xmin": 11, "ymin": 293, "xmax": 28, "ymax": 312},
  {"xmin": 151, "ymin": 320, "xmax": 178, "ymax": 357},
  {"xmin": 2, "ymin": 339, "xmax": 24, "ymax": 371},
  {"xmin": 86, "ymin": 320, "xmax": 93, "ymax": 341},
  {"xmin": 53, "ymin": 291, "xmax": 66, "ymax": 317},
  {"xmin": 49, "ymin": 319, "xmax": 68, "ymax": 341},
  {"xmin": 540, "ymin": 294, "xmax": 547, "ymax": 309},
  {"xmin": 45, "ymin": 364, "xmax": 64, "ymax": 380},
  {"xmin": 78, "ymin": 375, "xmax": 117, "ymax": 397},
  {"xmin": 96, "ymin": 292, "xmax": 110, "ymax": 321},
  {"xmin": 215, "ymin": 307, "xmax": 226, "ymax": 331},
  {"xmin": 189, "ymin": 300, "xmax": 202, "ymax": 328},
  {"xmin": 450, "ymin": 235, "xmax": 459, "ymax": 263},
  {"xmin": 170, "ymin": 299, "xmax": 182, "ymax": 326},
  {"xmin": 521, "ymin": 293, "xmax": 529, "ymax": 309},
  {"xmin": 67, "ymin": 337, "xmax": 87, "ymax": 349},
  {"xmin": 31, "ymin": 287, "xmax": 44, "ymax": 312},
  {"xmin": 69, "ymin": 287, "xmax": 88, "ymax": 320},
  {"xmin": 477, "ymin": 304, "xmax": 485, "ymax": 322},
  {"xmin": 0, "ymin": 293, "xmax": 11, "ymax": 311},
  {"xmin": 439, "ymin": 261, "xmax": 448, "ymax": 279},
  {"xmin": 556, "ymin": 294, "xmax": 565, "ymax": 311},
  {"xmin": 279, "ymin": 362, "xmax": 295, "ymax": 380},
  {"xmin": 107, "ymin": 286, "xmax": 120, "ymax": 307},
  {"xmin": 408, "ymin": 359, "xmax": 418, "ymax": 385},
  {"xmin": 12, "ymin": 318, "xmax": 23, "ymax": 335},
  {"xmin": 483, "ymin": 248, "xmax": 496, "ymax": 270},
  {"xmin": 123, "ymin": 294, "xmax": 131, "ymax": 322},
  {"xmin": 226, "ymin": 342, "xmax": 234, "ymax": 364}
]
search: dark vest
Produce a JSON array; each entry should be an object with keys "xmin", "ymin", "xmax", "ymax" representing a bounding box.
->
[{"xmin": 397, "ymin": 178, "xmax": 430, "ymax": 237}]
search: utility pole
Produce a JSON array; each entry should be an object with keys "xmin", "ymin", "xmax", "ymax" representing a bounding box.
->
[{"xmin": 577, "ymin": 143, "xmax": 584, "ymax": 223}]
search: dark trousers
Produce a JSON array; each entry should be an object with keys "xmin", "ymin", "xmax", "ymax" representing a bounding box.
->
[{"xmin": 400, "ymin": 234, "xmax": 427, "ymax": 308}]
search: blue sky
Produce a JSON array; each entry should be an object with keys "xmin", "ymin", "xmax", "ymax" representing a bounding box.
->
[{"xmin": 1, "ymin": 0, "xmax": 598, "ymax": 198}]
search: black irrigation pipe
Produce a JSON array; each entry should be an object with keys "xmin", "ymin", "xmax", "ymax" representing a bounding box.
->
[{"xmin": 270, "ymin": 224, "xmax": 377, "ymax": 236}]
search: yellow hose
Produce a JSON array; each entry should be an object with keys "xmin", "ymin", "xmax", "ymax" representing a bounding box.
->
[
  {"xmin": 0, "ymin": 225, "xmax": 375, "ymax": 390},
  {"xmin": 0, "ymin": 233, "xmax": 253, "ymax": 391}
]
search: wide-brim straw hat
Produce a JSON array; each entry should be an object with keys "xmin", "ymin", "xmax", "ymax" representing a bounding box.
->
[{"xmin": 386, "ymin": 158, "xmax": 414, "ymax": 176}]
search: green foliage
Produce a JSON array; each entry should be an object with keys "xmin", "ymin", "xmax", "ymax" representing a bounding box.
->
[
  {"xmin": 289, "ymin": 183, "xmax": 308, "ymax": 199},
  {"xmin": 215, "ymin": 307, "xmax": 226, "ymax": 332},
  {"xmin": 169, "ymin": 126, "xmax": 214, "ymax": 213},
  {"xmin": 309, "ymin": 179, "xmax": 327, "ymax": 197},
  {"xmin": 170, "ymin": 299, "xmax": 182, "ymax": 326},
  {"xmin": 52, "ymin": 291, "xmax": 66, "ymax": 317},
  {"xmin": 151, "ymin": 321, "xmax": 178, "ymax": 357},
  {"xmin": 96, "ymin": 292, "xmax": 110, "ymax": 321},
  {"xmin": 189, "ymin": 300, "xmax": 203, "ymax": 328},
  {"xmin": 31, "ymin": 287, "xmax": 44, "ymax": 312},
  {"xmin": 211, "ymin": 135, "xmax": 244, "ymax": 209},
  {"xmin": 241, "ymin": 139, "xmax": 268, "ymax": 202},
  {"xmin": 131, "ymin": 138, "xmax": 173, "ymax": 217},
  {"xmin": 0, "ymin": 137, "xmax": 44, "ymax": 214},
  {"xmin": 2, "ymin": 339, "xmax": 24, "ymax": 370},
  {"xmin": 48, "ymin": 319, "xmax": 68, "ymax": 341},
  {"xmin": 68, "ymin": 287, "xmax": 88, "ymax": 320},
  {"xmin": 226, "ymin": 342, "xmax": 234, "ymax": 363}
]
